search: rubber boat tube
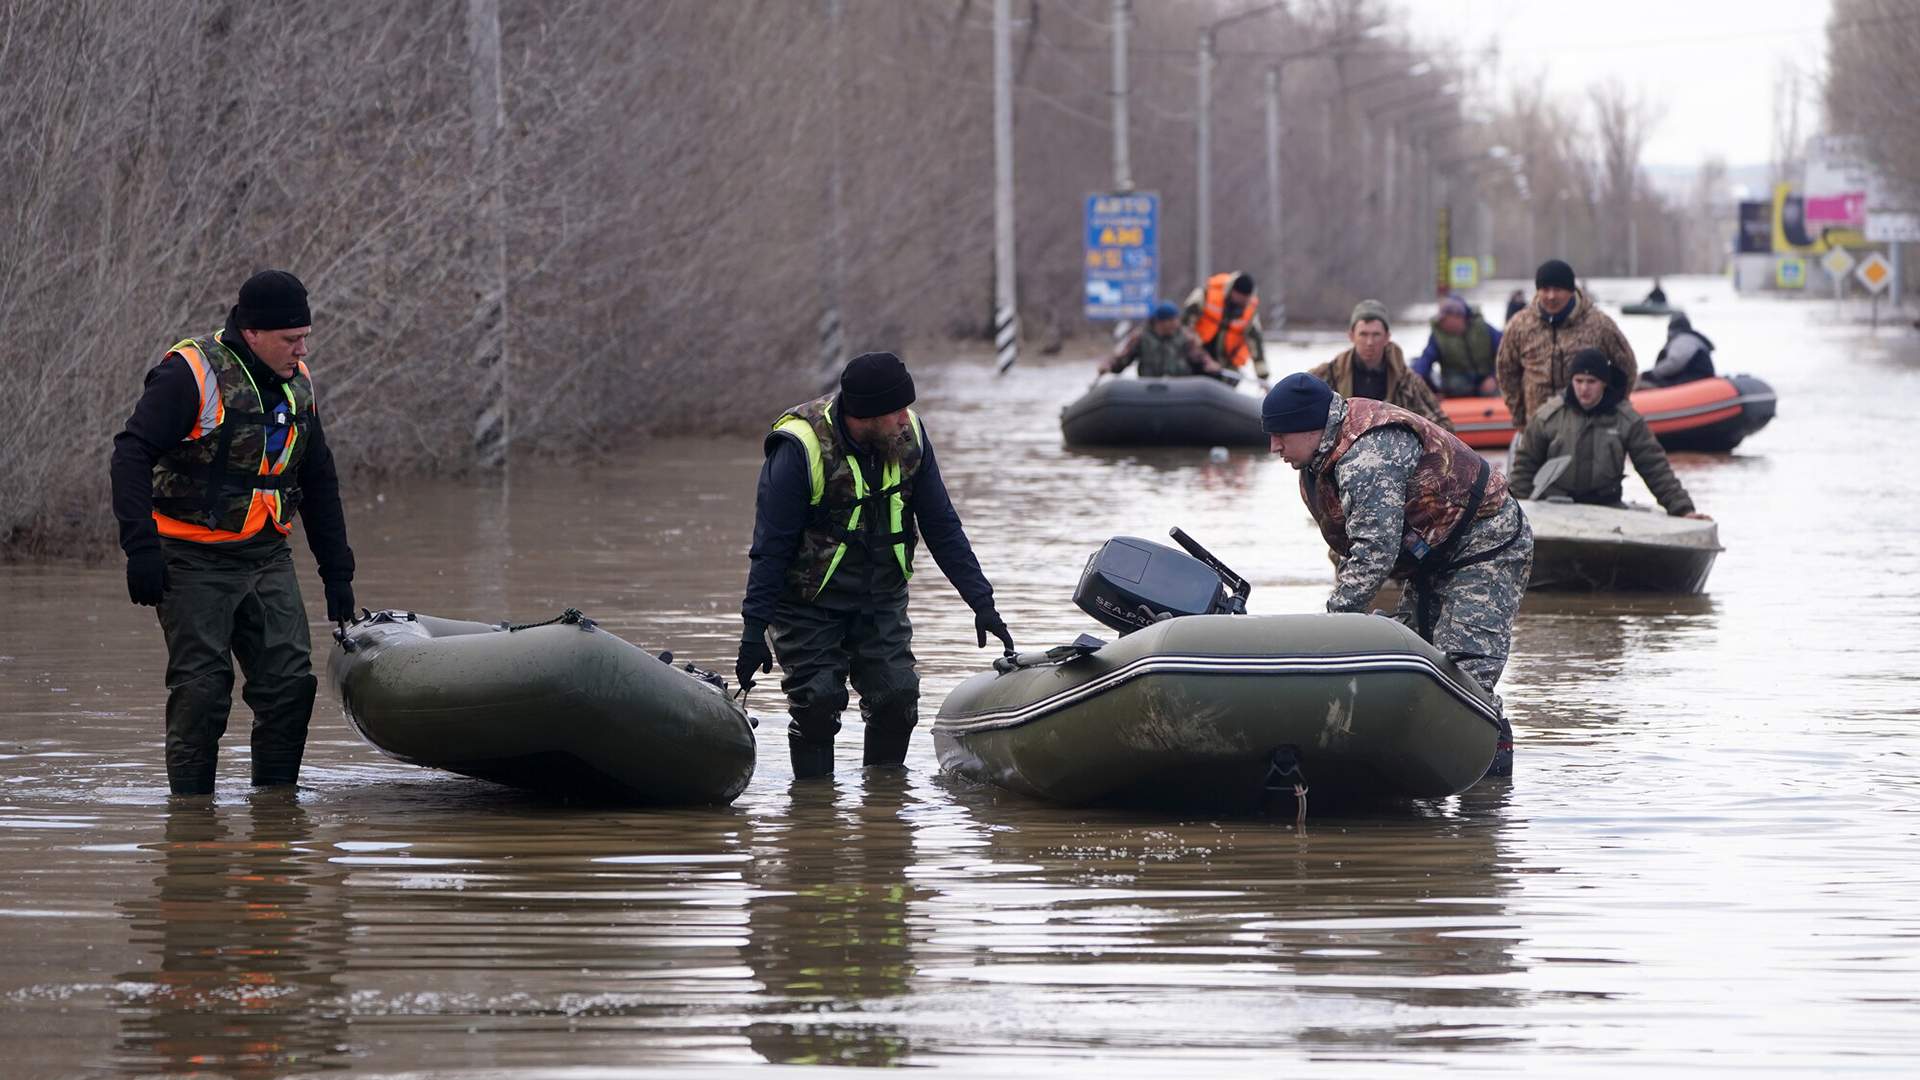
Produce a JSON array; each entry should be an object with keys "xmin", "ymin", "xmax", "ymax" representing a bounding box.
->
[
  {"xmin": 329, "ymin": 610, "xmax": 756, "ymax": 805},
  {"xmin": 1524, "ymin": 501, "xmax": 1722, "ymax": 593},
  {"xmin": 1442, "ymin": 374, "xmax": 1776, "ymax": 453},
  {"xmin": 934, "ymin": 612, "xmax": 1501, "ymax": 811},
  {"xmin": 1061, "ymin": 376, "xmax": 1268, "ymax": 448}
]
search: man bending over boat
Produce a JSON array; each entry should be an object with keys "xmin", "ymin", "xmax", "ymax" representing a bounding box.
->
[
  {"xmin": 1509, "ymin": 349, "xmax": 1709, "ymax": 520},
  {"xmin": 737, "ymin": 352, "xmax": 1015, "ymax": 780},
  {"xmin": 1265, "ymin": 373, "xmax": 1531, "ymax": 777},
  {"xmin": 1099, "ymin": 300, "xmax": 1222, "ymax": 378}
]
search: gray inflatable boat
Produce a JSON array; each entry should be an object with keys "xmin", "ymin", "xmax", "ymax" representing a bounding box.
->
[
  {"xmin": 1060, "ymin": 375, "xmax": 1267, "ymax": 447},
  {"xmin": 329, "ymin": 609, "xmax": 756, "ymax": 805},
  {"xmin": 934, "ymin": 533, "xmax": 1502, "ymax": 811}
]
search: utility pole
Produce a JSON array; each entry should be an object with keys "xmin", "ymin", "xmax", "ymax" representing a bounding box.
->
[
  {"xmin": 819, "ymin": 0, "xmax": 849, "ymax": 383},
  {"xmin": 1195, "ymin": 27, "xmax": 1213, "ymax": 290},
  {"xmin": 1263, "ymin": 66, "xmax": 1285, "ymax": 328},
  {"xmin": 467, "ymin": 0, "xmax": 509, "ymax": 470},
  {"xmin": 993, "ymin": 0, "xmax": 1018, "ymax": 374},
  {"xmin": 1111, "ymin": 0, "xmax": 1131, "ymax": 193}
]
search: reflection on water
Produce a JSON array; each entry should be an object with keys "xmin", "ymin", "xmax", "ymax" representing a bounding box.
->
[
  {"xmin": 114, "ymin": 794, "xmax": 347, "ymax": 1075},
  {"xmin": 4, "ymin": 279, "xmax": 1920, "ymax": 1073}
]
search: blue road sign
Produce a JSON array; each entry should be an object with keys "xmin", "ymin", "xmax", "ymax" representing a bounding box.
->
[{"xmin": 1084, "ymin": 192, "xmax": 1159, "ymax": 320}]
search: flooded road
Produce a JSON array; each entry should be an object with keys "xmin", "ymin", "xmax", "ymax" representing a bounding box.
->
[{"xmin": 4, "ymin": 276, "xmax": 1920, "ymax": 1075}]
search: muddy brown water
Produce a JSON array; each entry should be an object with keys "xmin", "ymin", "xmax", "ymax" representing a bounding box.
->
[{"xmin": 4, "ymin": 278, "xmax": 1919, "ymax": 1076}]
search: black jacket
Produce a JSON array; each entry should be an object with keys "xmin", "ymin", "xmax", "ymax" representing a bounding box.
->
[
  {"xmin": 110, "ymin": 314, "xmax": 354, "ymax": 582},
  {"xmin": 741, "ymin": 397, "xmax": 993, "ymax": 637}
]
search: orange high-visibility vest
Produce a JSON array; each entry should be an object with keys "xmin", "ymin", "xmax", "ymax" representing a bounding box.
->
[{"xmin": 1193, "ymin": 272, "xmax": 1258, "ymax": 369}]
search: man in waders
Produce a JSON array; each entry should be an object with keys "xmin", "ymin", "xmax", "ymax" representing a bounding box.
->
[
  {"xmin": 1264, "ymin": 373, "xmax": 1531, "ymax": 777},
  {"xmin": 111, "ymin": 270, "xmax": 356, "ymax": 797},
  {"xmin": 736, "ymin": 351, "xmax": 1014, "ymax": 779}
]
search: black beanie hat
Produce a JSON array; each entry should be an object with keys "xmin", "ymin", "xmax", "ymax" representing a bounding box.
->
[
  {"xmin": 1262, "ymin": 372, "xmax": 1335, "ymax": 434},
  {"xmin": 1231, "ymin": 273, "xmax": 1256, "ymax": 295},
  {"xmin": 1534, "ymin": 259, "xmax": 1576, "ymax": 291},
  {"xmin": 234, "ymin": 270, "xmax": 311, "ymax": 330},
  {"xmin": 1568, "ymin": 348, "xmax": 1612, "ymax": 381},
  {"xmin": 840, "ymin": 351, "xmax": 916, "ymax": 418}
]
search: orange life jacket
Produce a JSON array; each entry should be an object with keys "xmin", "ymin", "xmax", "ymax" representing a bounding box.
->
[
  {"xmin": 1193, "ymin": 272, "xmax": 1258, "ymax": 369},
  {"xmin": 149, "ymin": 334, "xmax": 314, "ymax": 544}
]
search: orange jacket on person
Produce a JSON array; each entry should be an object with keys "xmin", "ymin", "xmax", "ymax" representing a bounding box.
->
[{"xmin": 1187, "ymin": 272, "xmax": 1269, "ymax": 379}]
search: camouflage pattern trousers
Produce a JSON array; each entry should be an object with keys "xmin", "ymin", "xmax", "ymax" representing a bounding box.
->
[{"xmin": 1392, "ymin": 501, "xmax": 1534, "ymax": 695}]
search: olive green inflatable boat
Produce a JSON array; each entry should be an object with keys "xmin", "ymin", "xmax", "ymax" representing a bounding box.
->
[
  {"xmin": 933, "ymin": 612, "xmax": 1503, "ymax": 811},
  {"xmin": 329, "ymin": 609, "xmax": 755, "ymax": 805}
]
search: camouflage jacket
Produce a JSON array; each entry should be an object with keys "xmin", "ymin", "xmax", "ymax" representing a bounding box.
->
[
  {"xmin": 1300, "ymin": 397, "xmax": 1511, "ymax": 612},
  {"xmin": 1309, "ymin": 343, "xmax": 1454, "ymax": 431},
  {"xmin": 1111, "ymin": 324, "xmax": 1213, "ymax": 377},
  {"xmin": 1494, "ymin": 290, "xmax": 1636, "ymax": 427},
  {"xmin": 1509, "ymin": 396, "xmax": 1695, "ymax": 516}
]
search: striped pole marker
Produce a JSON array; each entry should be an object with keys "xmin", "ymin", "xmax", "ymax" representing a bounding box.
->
[
  {"xmin": 994, "ymin": 305, "xmax": 1018, "ymax": 374},
  {"xmin": 816, "ymin": 306, "xmax": 846, "ymax": 389}
]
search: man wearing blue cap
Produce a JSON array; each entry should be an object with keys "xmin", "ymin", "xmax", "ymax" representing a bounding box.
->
[
  {"xmin": 1264, "ymin": 372, "xmax": 1531, "ymax": 777},
  {"xmin": 1100, "ymin": 300, "xmax": 1222, "ymax": 378}
]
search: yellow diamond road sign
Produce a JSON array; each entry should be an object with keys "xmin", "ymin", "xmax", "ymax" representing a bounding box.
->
[
  {"xmin": 1822, "ymin": 248, "xmax": 1855, "ymax": 277},
  {"xmin": 1856, "ymin": 252, "xmax": 1893, "ymax": 294}
]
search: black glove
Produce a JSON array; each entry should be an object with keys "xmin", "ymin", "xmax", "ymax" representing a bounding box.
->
[
  {"xmin": 974, "ymin": 610, "xmax": 1015, "ymax": 654},
  {"xmin": 323, "ymin": 579, "xmax": 355, "ymax": 623},
  {"xmin": 736, "ymin": 639, "xmax": 773, "ymax": 694},
  {"xmin": 126, "ymin": 550, "xmax": 169, "ymax": 607}
]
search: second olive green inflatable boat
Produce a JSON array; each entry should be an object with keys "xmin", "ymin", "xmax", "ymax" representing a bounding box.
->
[
  {"xmin": 329, "ymin": 609, "xmax": 755, "ymax": 805},
  {"xmin": 933, "ymin": 612, "xmax": 1502, "ymax": 811}
]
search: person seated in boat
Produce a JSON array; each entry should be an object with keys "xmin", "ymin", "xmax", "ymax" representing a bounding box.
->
[
  {"xmin": 1308, "ymin": 299, "xmax": 1455, "ymax": 431},
  {"xmin": 737, "ymin": 352, "xmax": 1016, "ymax": 781},
  {"xmin": 1640, "ymin": 313, "xmax": 1716, "ymax": 388},
  {"xmin": 1495, "ymin": 258, "xmax": 1636, "ymax": 428},
  {"xmin": 1509, "ymin": 349, "xmax": 1708, "ymax": 519},
  {"xmin": 1643, "ymin": 278, "xmax": 1668, "ymax": 305},
  {"xmin": 1099, "ymin": 300, "xmax": 1223, "ymax": 378},
  {"xmin": 1264, "ymin": 372, "xmax": 1531, "ymax": 777},
  {"xmin": 1412, "ymin": 295, "xmax": 1502, "ymax": 398},
  {"xmin": 1182, "ymin": 271, "xmax": 1270, "ymax": 384}
]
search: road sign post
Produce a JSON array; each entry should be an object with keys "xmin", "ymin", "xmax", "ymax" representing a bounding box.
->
[
  {"xmin": 1856, "ymin": 251, "xmax": 1893, "ymax": 329},
  {"xmin": 1084, "ymin": 192, "xmax": 1160, "ymax": 322}
]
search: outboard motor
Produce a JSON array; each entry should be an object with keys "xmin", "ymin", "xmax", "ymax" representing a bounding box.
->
[{"xmin": 1073, "ymin": 527, "xmax": 1252, "ymax": 634}]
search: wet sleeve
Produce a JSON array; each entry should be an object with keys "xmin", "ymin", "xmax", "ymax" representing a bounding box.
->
[
  {"xmin": 741, "ymin": 437, "xmax": 811, "ymax": 638},
  {"xmin": 110, "ymin": 357, "xmax": 199, "ymax": 558},
  {"xmin": 1325, "ymin": 427, "xmax": 1423, "ymax": 613},
  {"xmin": 1507, "ymin": 418, "xmax": 1546, "ymax": 499},
  {"xmin": 296, "ymin": 408, "xmax": 355, "ymax": 583},
  {"xmin": 1624, "ymin": 416, "xmax": 1695, "ymax": 516},
  {"xmin": 907, "ymin": 428, "xmax": 996, "ymax": 614}
]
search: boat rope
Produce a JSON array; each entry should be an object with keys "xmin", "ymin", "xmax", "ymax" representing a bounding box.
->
[
  {"xmin": 1263, "ymin": 745, "xmax": 1309, "ymax": 827},
  {"xmin": 506, "ymin": 608, "xmax": 595, "ymax": 632}
]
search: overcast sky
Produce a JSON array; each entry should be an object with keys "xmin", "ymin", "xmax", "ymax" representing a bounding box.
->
[{"xmin": 1404, "ymin": 0, "xmax": 1834, "ymax": 169}]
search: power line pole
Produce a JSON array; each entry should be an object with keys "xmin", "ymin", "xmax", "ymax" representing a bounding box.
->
[
  {"xmin": 1195, "ymin": 26, "xmax": 1213, "ymax": 289},
  {"xmin": 1111, "ymin": 0, "xmax": 1131, "ymax": 193},
  {"xmin": 994, "ymin": 0, "xmax": 1018, "ymax": 374},
  {"xmin": 819, "ymin": 0, "xmax": 849, "ymax": 384},
  {"xmin": 467, "ymin": 0, "xmax": 510, "ymax": 470},
  {"xmin": 1263, "ymin": 65, "xmax": 1285, "ymax": 329}
]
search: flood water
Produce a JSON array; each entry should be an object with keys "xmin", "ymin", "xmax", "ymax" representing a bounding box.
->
[{"xmin": 4, "ymin": 276, "xmax": 1919, "ymax": 1076}]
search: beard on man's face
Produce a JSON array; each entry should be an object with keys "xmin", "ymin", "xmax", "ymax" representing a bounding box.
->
[{"xmin": 861, "ymin": 427, "xmax": 910, "ymax": 465}]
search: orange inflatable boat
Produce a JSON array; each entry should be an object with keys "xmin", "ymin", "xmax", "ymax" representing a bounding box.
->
[{"xmin": 1443, "ymin": 374, "xmax": 1776, "ymax": 452}]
